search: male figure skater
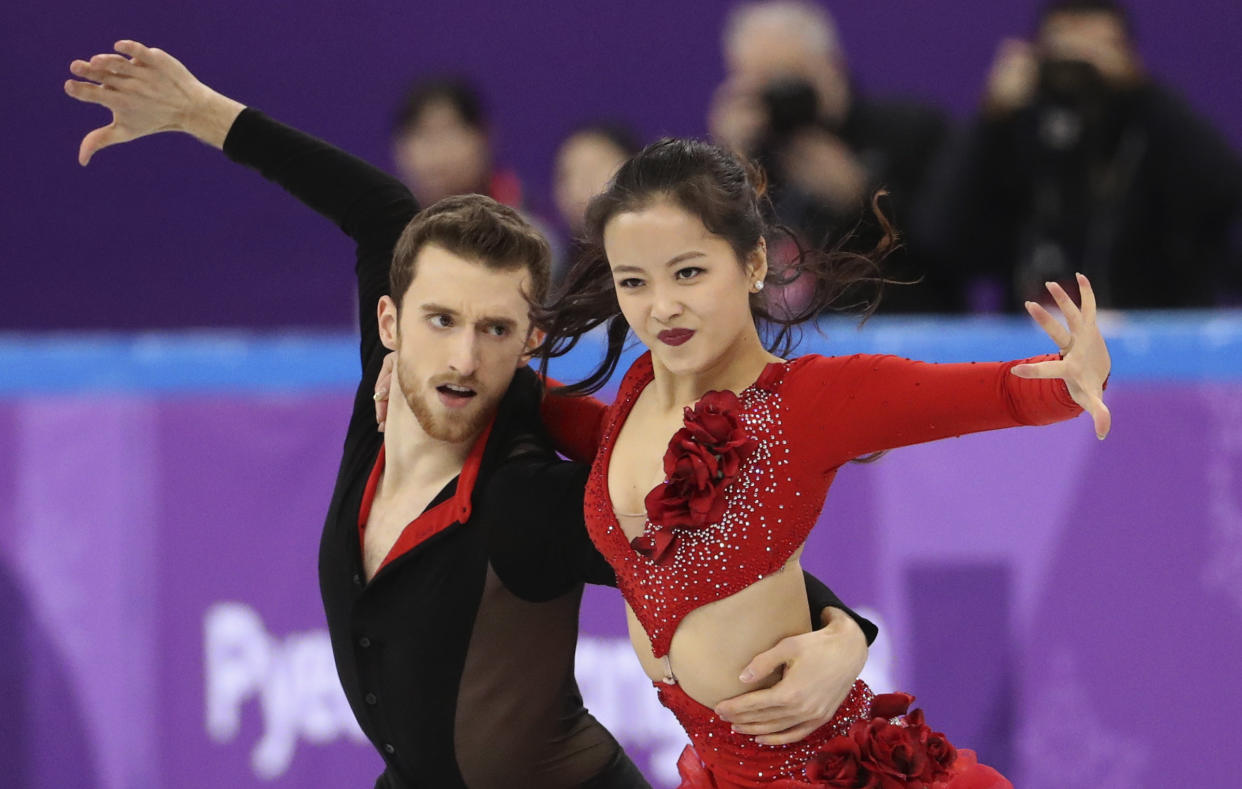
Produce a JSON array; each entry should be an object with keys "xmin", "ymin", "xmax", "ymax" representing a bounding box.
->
[{"xmin": 65, "ymin": 41, "xmax": 874, "ymax": 788}]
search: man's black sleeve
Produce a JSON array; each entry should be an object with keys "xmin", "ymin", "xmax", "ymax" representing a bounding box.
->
[
  {"xmin": 487, "ymin": 456, "xmax": 617, "ymax": 602},
  {"xmin": 803, "ymin": 571, "xmax": 878, "ymax": 646},
  {"xmin": 221, "ymin": 108, "xmax": 416, "ymax": 398}
]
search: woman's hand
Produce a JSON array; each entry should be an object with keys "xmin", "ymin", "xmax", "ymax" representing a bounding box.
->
[
  {"xmin": 1011, "ymin": 273, "xmax": 1112, "ymax": 439},
  {"xmin": 713, "ymin": 608, "xmax": 868, "ymax": 745}
]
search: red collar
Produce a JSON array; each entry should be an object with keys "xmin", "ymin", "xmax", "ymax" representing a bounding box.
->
[{"xmin": 358, "ymin": 419, "xmax": 494, "ymax": 575}]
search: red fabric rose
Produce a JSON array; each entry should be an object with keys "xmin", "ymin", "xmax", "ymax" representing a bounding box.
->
[
  {"xmin": 851, "ymin": 718, "xmax": 928, "ymax": 786},
  {"xmin": 805, "ymin": 736, "xmax": 873, "ymax": 787},
  {"xmin": 637, "ymin": 390, "xmax": 758, "ymax": 563},
  {"xmin": 682, "ymin": 391, "xmax": 758, "ymax": 478},
  {"xmin": 922, "ymin": 728, "xmax": 958, "ymax": 783},
  {"xmin": 630, "ymin": 530, "xmax": 678, "ymax": 565},
  {"xmin": 794, "ymin": 701, "xmax": 971, "ymax": 789},
  {"xmin": 871, "ymin": 693, "xmax": 916, "ymax": 720}
]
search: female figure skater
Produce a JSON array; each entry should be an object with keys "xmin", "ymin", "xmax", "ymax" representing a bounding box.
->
[{"xmin": 534, "ymin": 138, "xmax": 1110, "ymax": 787}]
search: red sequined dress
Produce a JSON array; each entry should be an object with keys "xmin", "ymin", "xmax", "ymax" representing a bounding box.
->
[{"xmin": 546, "ymin": 351, "xmax": 1083, "ymax": 788}]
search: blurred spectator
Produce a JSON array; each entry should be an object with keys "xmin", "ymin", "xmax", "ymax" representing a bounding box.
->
[
  {"xmin": 391, "ymin": 77, "xmax": 524, "ymax": 208},
  {"xmin": 917, "ymin": 0, "xmax": 1242, "ymax": 311},
  {"xmin": 554, "ymin": 123, "xmax": 641, "ymax": 238},
  {"xmin": 551, "ymin": 122, "xmax": 641, "ymax": 280},
  {"xmin": 711, "ymin": 0, "xmax": 958, "ymax": 313}
]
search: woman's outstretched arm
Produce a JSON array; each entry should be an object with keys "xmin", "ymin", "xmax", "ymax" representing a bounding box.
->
[{"xmin": 790, "ymin": 275, "xmax": 1111, "ymax": 469}]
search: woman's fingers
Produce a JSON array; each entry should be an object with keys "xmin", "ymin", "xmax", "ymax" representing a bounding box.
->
[
  {"xmin": 1024, "ymin": 300, "xmax": 1072, "ymax": 352},
  {"xmin": 374, "ymin": 389, "xmax": 389, "ymax": 432},
  {"xmin": 1012, "ymin": 356, "xmax": 1111, "ymax": 439},
  {"xmin": 1045, "ymin": 280, "xmax": 1083, "ymax": 331},
  {"xmin": 1010, "ymin": 359, "xmax": 1066, "ymax": 379},
  {"xmin": 1075, "ymin": 272, "xmax": 1098, "ymax": 324},
  {"xmin": 1088, "ymin": 393, "xmax": 1111, "ymax": 439}
]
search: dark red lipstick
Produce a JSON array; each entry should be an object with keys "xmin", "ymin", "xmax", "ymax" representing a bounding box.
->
[{"xmin": 657, "ymin": 329, "xmax": 695, "ymax": 346}]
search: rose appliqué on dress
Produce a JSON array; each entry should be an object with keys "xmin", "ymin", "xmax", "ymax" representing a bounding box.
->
[
  {"xmin": 631, "ymin": 390, "xmax": 759, "ymax": 565},
  {"xmin": 772, "ymin": 693, "xmax": 961, "ymax": 789}
]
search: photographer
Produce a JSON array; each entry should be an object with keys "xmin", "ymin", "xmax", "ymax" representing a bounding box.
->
[
  {"xmin": 709, "ymin": 1, "xmax": 957, "ymax": 313},
  {"xmin": 917, "ymin": 0, "xmax": 1242, "ymax": 311}
]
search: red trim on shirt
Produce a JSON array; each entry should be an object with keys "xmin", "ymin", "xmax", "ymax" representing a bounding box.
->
[{"xmin": 358, "ymin": 420, "xmax": 494, "ymax": 575}]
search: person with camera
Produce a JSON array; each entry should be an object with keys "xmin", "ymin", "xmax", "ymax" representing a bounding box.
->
[
  {"xmin": 917, "ymin": 0, "xmax": 1242, "ymax": 311},
  {"xmin": 709, "ymin": 1, "xmax": 958, "ymax": 313}
]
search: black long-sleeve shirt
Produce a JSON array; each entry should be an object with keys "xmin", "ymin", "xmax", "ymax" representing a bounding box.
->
[{"xmin": 221, "ymin": 108, "xmax": 874, "ymax": 788}]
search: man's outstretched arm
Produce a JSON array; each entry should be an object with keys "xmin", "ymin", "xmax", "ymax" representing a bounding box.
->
[
  {"xmin": 66, "ymin": 41, "xmax": 243, "ymax": 164},
  {"xmin": 65, "ymin": 40, "xmax": 416, "ymax": 382}
]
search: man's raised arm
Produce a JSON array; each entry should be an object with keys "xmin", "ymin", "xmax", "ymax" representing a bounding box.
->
[{"xmin": 65, "ymin": 40, "xmax": 416, "ymax": 376}]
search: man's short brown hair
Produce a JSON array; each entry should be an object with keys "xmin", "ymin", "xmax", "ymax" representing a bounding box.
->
[{"xmin": 390, "ymin": 194, "xmax": 552, "ymax": 311}]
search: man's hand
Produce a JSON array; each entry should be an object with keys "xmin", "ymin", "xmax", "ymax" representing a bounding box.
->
[
  {"xmin": 714, "ymin": 608, "xmax": 868, "ymax": 745},
  {"xmin": 64, "ymin": 40, "xmax": 244, "ymax": 165}
]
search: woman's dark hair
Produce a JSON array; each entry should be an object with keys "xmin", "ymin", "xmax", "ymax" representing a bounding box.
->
[{"xmin": 536, "ymin": 137, "xmax": 897, "ymax": 394}]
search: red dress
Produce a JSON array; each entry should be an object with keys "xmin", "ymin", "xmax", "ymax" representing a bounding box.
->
[{"xmin": 546, "ymin": 351, "xmax": 1082, "ymax": 787}]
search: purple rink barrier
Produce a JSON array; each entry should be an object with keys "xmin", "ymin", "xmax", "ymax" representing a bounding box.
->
[{"xmin": 1, "ymin": 315, "xmax": 1240, "ymax": 788}]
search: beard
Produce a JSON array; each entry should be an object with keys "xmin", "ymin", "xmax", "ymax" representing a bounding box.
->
[{"xmin": 402, "ymin": 371, "xmax": 500, "ymax": 443}]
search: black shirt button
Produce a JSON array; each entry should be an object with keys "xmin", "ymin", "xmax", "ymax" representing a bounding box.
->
[
  {"xmin": 365, "ymin": 693, "xmax": 377, "ymax": 705},
  {"xmin": 384, "ymin": 743, "xmax": 395, "ymax": 754},
  {"xmin": 352, "ymin": 573, "xmax": 363, "ymax": 587},
  {"xmin": 359, "ymin": 636, "xmax": 372, "ymax": 648}
]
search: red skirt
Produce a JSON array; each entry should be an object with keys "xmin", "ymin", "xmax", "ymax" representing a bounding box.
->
[{"xmin": 664, "ymin": 681, "xmax": 1013, "ymax": 789}]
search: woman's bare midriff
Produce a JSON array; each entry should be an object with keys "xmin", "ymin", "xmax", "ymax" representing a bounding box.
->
[
  {"xmin": 607, "ymin": 371, "xmax": 815, "ymax": 708},
  {"xmin": 625, "ymin": 545, "xmax": 813, "ymax": 708}
]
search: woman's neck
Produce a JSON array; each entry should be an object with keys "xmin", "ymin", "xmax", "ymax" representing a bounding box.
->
[{"xmin": 648, "ymin": 328, "xmax": 780, "ymax": 412}]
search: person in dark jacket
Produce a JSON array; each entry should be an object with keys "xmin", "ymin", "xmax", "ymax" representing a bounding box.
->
[
  {"xmin": 916, "ymin": 0, "xmax": 1242, "ymax": 311},
  {"xmin": 710, "ymin": 0, "xmax": 957, "ymax": 313}
]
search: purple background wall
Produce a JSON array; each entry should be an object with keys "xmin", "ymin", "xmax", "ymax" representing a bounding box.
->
[{"xmin": 4, "ymin": 0, "xmax": 1240, "ymax": 330}]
